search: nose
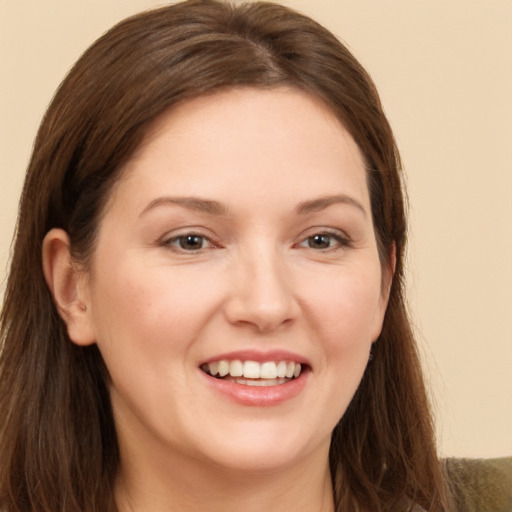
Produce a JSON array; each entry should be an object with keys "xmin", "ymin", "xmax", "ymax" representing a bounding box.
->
[{"xmin": 223, "ymin": 246, "xmax": 299, "ymax": 333}]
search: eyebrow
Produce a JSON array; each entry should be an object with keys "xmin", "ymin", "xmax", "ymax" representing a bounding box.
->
[
  {"xmin": 140, "ymin": 193, "xmax": 367, "ymax": 218},
  {"xmin": 296, "ymin": 194, "xmax": 367, "ymax": 217},
  {"xmin": 140, "ymin": 196, "xmax": 229, "ymax": 217}
]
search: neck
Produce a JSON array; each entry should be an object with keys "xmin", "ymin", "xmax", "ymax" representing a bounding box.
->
[{"xmin": 115, "ymin": 441, "xmax": 334, "ymax": 512}]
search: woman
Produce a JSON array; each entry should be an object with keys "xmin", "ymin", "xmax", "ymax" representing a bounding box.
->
[{"xmin": 0, "ymin": 1, "xmax": 453, "ymax": 510}]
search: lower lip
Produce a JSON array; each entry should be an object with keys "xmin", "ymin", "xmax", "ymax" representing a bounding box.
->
[{"xmin": 201, "ymin": 370, "xmax": 309, "ymax": 407}]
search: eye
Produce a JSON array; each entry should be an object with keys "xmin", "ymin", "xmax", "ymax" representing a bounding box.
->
[
  {"xmin": 297, "ymin": 231, "xmax": 349, "ymax": 251},
  {"xmin": 164, "ymin": 233, "xmax": 214, "ymax": 252},
  {"xmin": 306, "ymin": 234, "xmax": 334, "ymax": 249}
]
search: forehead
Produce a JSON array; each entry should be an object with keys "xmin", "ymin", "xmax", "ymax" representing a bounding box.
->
[{"xmin": 109, "ymin": 86, "xmax": 369, "ymax": 215}]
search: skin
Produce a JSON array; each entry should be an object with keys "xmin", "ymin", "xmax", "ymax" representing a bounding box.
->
[{"xmin": 43, "ymin": 87, "xmax": 392, "ymax": 512}]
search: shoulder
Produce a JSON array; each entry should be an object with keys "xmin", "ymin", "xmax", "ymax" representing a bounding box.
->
[{"xmin": 444, "ymin": 456, "xmax": 512, "ymax": 512}]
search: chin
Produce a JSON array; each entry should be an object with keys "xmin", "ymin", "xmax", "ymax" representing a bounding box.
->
[
  {"xmin": 188, "ymin": 422, "xmax": 330, "ymax": 475},
  {"xmin": 206, "ymin": 446, "xmax": 308, "ymax": 475}
]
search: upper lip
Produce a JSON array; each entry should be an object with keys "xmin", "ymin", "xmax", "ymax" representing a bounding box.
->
[{"xmin": 201, "ymin": 349, "xmax": 310, "ymax": 366}]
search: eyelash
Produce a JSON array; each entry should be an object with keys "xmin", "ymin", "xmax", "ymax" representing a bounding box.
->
[{"xmin": 161, "ymin": 229, "xmax": 351, "ymax": 254}]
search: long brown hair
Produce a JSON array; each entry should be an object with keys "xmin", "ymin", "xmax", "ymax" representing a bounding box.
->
[{"xmin": 0, "ymin": 1, "xmax": 452, "ymax": 510}]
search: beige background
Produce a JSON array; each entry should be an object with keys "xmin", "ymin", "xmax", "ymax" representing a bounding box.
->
[{"xmin": 1, "ymin": 0, "xmax": 511, "ymax": 458}]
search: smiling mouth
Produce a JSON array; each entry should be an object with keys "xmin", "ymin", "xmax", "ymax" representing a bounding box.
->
[{"xmin": 200, "ymin": 360, "xmax": 303, "ymax": 387}]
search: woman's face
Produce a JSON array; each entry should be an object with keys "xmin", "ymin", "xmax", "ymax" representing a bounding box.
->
[{"xmin": 78, "ymin": 87, "xmax": 389, "ymax": 474}]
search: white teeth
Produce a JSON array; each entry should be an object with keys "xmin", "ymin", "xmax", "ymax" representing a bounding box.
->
[
  {"xmin": 218, "ymin": 360, "xmax": 230, "ymax": 377},
  {"xmin": 243, "ymin": 361, "xmax": 260, "ymax": 379},
  {"xmin": 260, "ymin": 362, "xmax": 277, "ymax": 379},
  {"xmin": 209, "ymin": 361, "xmax": 219, "ymax": 376},
  {"xmin": 204, "ymin": 360, "xmax": 303, "ymax": 380},
  {"xmin": 276, "ymin": 361, "xmax": 287, "ymax": 378},
  {"xmin": 229, "ymin": 360, "xmax": 243, "ymax": 377},
  {"xmin": 232, "ymin": 378, "xmax": 288, "ymax": 387}
]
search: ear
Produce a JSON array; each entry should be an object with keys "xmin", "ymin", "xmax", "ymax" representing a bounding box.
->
[
  {"xmin": 372, "ymin": 242, "xmax": 397, "ymax": 342},
  {"xmin": 42, "ymin": 228, "xmax": 96, "ymax": 346},
  {"xmin": 381, "ymin": 242, "xmax": 396, "ymax": 305}
]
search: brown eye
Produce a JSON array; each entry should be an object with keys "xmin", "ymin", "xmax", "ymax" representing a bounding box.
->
[
  {"xmin": 297, "ymin": 231, "xmax": 350, "ymax": 252},
  {"xmin": 307, "ymin": 234, "xmax": 333, "ymax": 249},
  {"xmin": 178, "ymin": 234, "xmax": 205, "ymax": 251},
  {"xmin": 164, "ymin": 233, "xmax": 213, "ymax": 252}
]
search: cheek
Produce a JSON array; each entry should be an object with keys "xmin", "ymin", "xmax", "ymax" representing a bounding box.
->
[
  {"xmin": 86, "ymin": 260, "xmax": 226, "ymax": 426},
  {"xmin": 87, "ymin": 256, "xmax": 224, "ymax": 370},
  {"xmin": 301, "ymin": 265, "xmax": 384, "ymax": 350},
  {"xmin": 308, "ymin": 274, "xmax": 382, "ymax": 417}
]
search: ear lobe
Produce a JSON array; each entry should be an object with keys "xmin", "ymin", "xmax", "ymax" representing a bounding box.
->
[{"xmin": 42, "ymin": 228, "xmax": 96, "ymax": 346}]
